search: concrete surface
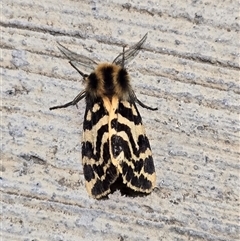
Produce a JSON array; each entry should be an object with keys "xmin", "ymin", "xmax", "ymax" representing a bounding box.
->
[{"xmin": 1, "ymin": 0, "xmax": 239, "ymax": 240}]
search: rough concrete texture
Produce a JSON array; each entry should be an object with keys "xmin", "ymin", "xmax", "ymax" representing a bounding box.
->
[{"xmin": 1, "ymin": 0, "xmax": 239, "ymax": 240}]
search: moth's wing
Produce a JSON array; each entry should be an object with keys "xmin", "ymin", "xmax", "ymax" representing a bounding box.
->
[
  {"xmin": 111, "ymin": 99, "xmax": 156, "ymax": 193},
  {"xmin": 82, "ymin": 97, "xmax": 118, "ymax": 199}
]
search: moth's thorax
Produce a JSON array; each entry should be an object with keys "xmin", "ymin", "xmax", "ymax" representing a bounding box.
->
[{"xmin": 86, "ymin": 63, "xmax": 131, "ymax": 99}]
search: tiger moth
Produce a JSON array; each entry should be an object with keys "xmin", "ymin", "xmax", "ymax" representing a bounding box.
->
[{"xmin": 50, "ymin": 34, "xmax": 157, "ymax": 199}]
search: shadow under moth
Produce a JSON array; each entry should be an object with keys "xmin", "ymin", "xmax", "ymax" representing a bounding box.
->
[{"xmin": 50, "ymin": 33, "xmax": 157, "ymax": 199}]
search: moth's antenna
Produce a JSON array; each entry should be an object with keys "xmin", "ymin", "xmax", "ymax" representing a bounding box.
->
[
  {"xmin": 113, "ymin": 33, "xmax": 148, "ymax": 66},
  {"xmin": 122, "ymin": 46, "xmax": 126, "ymax": 68}
]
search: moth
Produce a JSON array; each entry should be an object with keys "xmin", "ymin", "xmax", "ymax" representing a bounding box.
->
[{"xmin": 50, "ymin": 34, "xmax": 157, "ymax": 199}]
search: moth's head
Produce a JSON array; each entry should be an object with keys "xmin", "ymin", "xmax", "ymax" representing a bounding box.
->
[{"xmin": 85, "ymin": 63, "xmax": 131, "ymax": 99}]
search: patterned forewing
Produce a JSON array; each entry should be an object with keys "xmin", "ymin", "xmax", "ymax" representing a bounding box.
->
[
  {"xmin": 82, "ymin": 97, "xmax": 118, "ymax": 198},
  {"xmin": 110, "ymin": 99, "xmax": 156, "ymax": 193}
]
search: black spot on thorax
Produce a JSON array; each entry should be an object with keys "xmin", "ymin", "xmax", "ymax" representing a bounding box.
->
[
  {"xmin": 88, "ymin": 72, "xmax": 98, "ymax": 91},
  {"xmin": 117, "ymin": 68, "xmax": 129, "ymax": 92},
  {"xmin": 102, "ymin": 65, "xmax": 115, "ymax": 96}
]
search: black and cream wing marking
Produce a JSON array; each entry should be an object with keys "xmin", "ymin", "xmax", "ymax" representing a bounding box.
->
[
  {"xmin": 83, "ymin": 95, "xmax": 156, "ymax": 199},
  {"xmin": 109, "ymin": 97, "xmax": 156, "ymax": 193},
  {"xmin": 82, "ymin": 96, "xmax": 119, "ymax": 199}
]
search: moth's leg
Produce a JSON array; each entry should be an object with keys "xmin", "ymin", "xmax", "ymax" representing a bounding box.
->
[
  {"xmin": 49, "ymin": 90, "xmax": 86, "ymax": 110},
  {"xmin": 135, "ymin": 97, "xmax": 158, "ymax": 111},
  {"xmin": 131, "ymin": 91, "xmax": 157, "ymax": 111}
]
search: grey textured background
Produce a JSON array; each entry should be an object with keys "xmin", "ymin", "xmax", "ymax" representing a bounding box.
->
[{"xmin": 1, "ymin": 0, "xmax": 239, "ymax": 240}]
